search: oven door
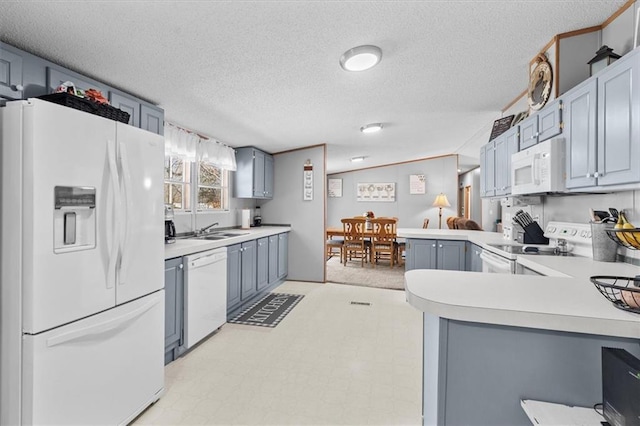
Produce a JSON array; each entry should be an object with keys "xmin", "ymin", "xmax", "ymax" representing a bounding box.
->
[{"xmin": 480, "ymin": 250, "xmax": 515, "ymax": 274}]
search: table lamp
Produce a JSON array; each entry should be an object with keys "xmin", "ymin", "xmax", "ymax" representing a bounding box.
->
[{"xmin": 432, "ymin": 193, "xmax": 450, "ymax": 229}]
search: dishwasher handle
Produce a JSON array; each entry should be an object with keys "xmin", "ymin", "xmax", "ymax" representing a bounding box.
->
[
  {"xmin": 479, "ymin": 250, "xmax": 512, "ymax": 273},
  {"xmin": 189, "ymin": 251, "xmax": 227, "ymax": 269}
]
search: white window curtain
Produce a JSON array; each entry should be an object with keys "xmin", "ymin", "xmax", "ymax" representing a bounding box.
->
[{"xmin": 164, "ymin": 123, "xmax": 237, "ymax": 171}]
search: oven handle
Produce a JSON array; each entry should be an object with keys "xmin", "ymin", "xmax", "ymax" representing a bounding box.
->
[{"xmin": 480, "ymin": 250, "xmax": 513, "ymax": 273}]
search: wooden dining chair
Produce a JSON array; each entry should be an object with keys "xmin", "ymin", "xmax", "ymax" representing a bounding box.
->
[
  {"xmin": 423, "ymin": 218, "xmax": 430, "ymax": 229},
  {"xmin": 370, "ymin": 218, "xmax": 397, "ymax": 268},
  {"xmin": 341, "ymin": 217, "xmax": 370, "ymax": 267}
]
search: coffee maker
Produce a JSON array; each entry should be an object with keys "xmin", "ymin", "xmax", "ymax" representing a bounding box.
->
[
  {"xmin": 164, "ymin": 204, "xmax": 176, "ymax": 244},
  {"xmin": 253, "ymin": 206, "xmax": 262, "ymax": 227}
]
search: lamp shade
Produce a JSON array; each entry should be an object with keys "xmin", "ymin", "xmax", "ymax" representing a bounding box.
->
[{"xmin": 432, "ymin": 193, "xmax": 450, "ymax": 208}]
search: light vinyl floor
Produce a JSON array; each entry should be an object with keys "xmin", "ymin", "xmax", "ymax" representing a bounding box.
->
[{"xmin": 134, "ymin": 281, "xmax": 422, "ymax": 425}]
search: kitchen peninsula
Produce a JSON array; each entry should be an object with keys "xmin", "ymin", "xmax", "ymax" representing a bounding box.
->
[{"xmin": 401, "ymin": 228, "xmax": 640, "ymax": 425}]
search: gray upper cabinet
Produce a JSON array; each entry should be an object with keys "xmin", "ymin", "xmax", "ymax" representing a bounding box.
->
[
  {"xmin": 109, "ymin": 91, "xmax": 140, "ymax": 127},
  {"xmin": 596, "ymin": 51, "xmax": 640, "ymax": 187},
  {"xmin": 141, "ymin": 104, "xmax": 164, "ymax": 135},
  {"xmin": 0, "ymin": 46, "xmax": 24, "ymax": 100},
  {"xmin": 537, "ymin": 98, "xmax": 563, "ymax": 142},
  {"xmin": 564, "ymin": 78, "xmax": 597, "ymax": 189},
  {"xmin": 519, "ymin": 99, "xmax": 563, "ymax": 151},
  {"xmin": 233, "ymin": 147, "xmax": 274, "ymax": 199},
  {"xmin": 519, "ymin": 115, "xmax": 538, "ymax": 150},
  {"xmin": 480, "ymin": 140, "xmax": 496, "ymax": 198},
  {"xmin": 494, "ymin": 125, "xmax": 519, "ymax": 196}
]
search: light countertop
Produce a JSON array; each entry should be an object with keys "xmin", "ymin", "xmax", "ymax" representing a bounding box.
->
[
  {"xmin": 401, "ymin": 229, "xmax": 640, "ymax": 339},
  {"xmin": 164, "ymin": 226, "xmax": 291, "ymax": 260}
]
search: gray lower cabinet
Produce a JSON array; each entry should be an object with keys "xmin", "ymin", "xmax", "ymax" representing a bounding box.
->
[
  {"xmin": 227, "ymin": 232, "xmax": 290, "ymax": 317},
  {"xmin": 0, "ymin": 46, "xmax": 24, "ymax": 100},
  {"xmin": 164, "ymin": 257, "xmax": 184, "ymax": 365},
  {"xmin": 256, "ymin": 237, "xmax": 269, "ymax": 291},
  {"xmin": 268, "ymin": 235, "xmax": 279, "ymax": 284},
  {"xmin": 233, "ymin": 147, "xmax": 274, "ymax": 199},
  {"xmin": 466, "ymin": 242, "xmax": 483, "ymax": 272},
  {"xmin": 227, "ymin": 244, "xmax": 242, "ymax": 313},
  {"xmin": 277, "ymin": 232, "xmax": 289, "ymax": 279},
  {"xmin": 406, "ymin": 239, "xmax": 466, "ymax": 271}
]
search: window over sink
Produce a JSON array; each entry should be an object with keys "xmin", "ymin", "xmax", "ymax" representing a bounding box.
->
[{"xmin": 164, "ymin": 156, "xmax": 229, "ymax": 212}]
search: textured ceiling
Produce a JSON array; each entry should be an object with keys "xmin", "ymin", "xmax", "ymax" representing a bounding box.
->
[{"xmin": 0, "ymin": 0, "xmax": 628, "ymax": 173}]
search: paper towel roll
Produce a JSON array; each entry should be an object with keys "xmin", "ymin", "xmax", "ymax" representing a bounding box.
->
[{"xmin": 241, "ymin": 209, "xmax": 251, "ymax": 229}]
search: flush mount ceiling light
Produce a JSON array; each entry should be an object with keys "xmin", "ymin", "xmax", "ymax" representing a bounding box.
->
[
  {"xmin": 340, "ymin": 45, "xmax": 382, "ymax": 72},
  {"xmin": 360, "ymin": 123, "xmax": 383, "ymax": 134},
  {"xmin": 351, "ymin": 156, "xmax": 366, "ymax": 162}
]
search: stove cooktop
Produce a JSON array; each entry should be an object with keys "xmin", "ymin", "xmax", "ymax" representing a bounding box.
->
[{"xmin": 486, "ymin": 244, "xmax": 575, "ymax": 256}]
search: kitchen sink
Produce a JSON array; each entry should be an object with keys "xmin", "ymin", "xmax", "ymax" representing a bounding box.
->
[{"xmin": 178, "ymin": 231, "xmax": 250, "ymax": 241}]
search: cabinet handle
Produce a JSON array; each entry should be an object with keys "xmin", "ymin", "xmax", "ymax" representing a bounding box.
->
[
  {"xmin": 178, "ymin": 264, "xmax": 183, "ymax": 269},
  {"xmin": 432, "ymin": 244, "xmax": 436, "ymax": 247},
  {"xmin": 594, "ymin": 172, "xmax": 600, "ymax": 178},
  {"xmin": 439, "ymin": 245, "xmax": 443, "ymax": 248},
  {"xmin": 586, "ymin": 173, "xmax": 592, "ymax": 178},
  {"xmin": 11, "ymin": 84, "xmax": 23, "ymax": 92}
]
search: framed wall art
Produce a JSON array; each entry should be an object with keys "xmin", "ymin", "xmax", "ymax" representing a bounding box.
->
[
  {"xmin": 409, "ymin": 174, "xmax": 426, "ymax": 194},
  {"xmin": 328, "ymin": 178, "xmax": 342, "ymax": 197},
  {"xmin": 357, "ymin": 183, "xmax": 395, "ymax": 202}
]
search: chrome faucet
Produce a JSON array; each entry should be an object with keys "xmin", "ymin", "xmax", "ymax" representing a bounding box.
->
[{"xmin": 196, "ymin": 222, "xmax": 219, "ymax": 235}]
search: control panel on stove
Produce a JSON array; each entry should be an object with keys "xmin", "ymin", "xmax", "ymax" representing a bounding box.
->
[{"xmin": 544, "ymin": 221, "xmax": 593, "ymax": 257}]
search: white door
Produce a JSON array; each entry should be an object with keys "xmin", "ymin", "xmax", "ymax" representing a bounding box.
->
[
  {"xmin": 115, "ymin": 123, "xmax": 164, "ymax": 304},
  {"xmin": 21, "ymin": 291, "xmax": 164, "ymax": 425},
  {"xmin": 23, "ymin": 100, "xmax": 118, "ymax": 334}
]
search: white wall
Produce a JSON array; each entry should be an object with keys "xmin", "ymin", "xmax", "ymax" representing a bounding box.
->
[
  {"xmin": 259, "ymin": 145, "xmax": 326, "ymax": 282},
  {"xmin": 327, "ymin": 155, "xmax": 458, "ymax": 229},
  {"xmin": 458, "ymin": 168, "xmax": 482, "ymax": 225}
]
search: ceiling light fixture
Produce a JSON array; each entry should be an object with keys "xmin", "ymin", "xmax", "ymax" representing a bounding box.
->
[
  {"xmin": 340, "ymin": 45, "xmax": 382, "ymax": 72},
  {"xmin": 360, "ymin": 123, "xmax": 383, "ymax": 133},
  {"xmin": 351, "ymin": 156, "xmax": 366, "ymax": 162}
]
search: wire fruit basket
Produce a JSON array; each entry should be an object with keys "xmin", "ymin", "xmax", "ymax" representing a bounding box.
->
[
  {"xmin": 590, "ymin": 276, "xmax": 640, "ymax": 313},
  {"xmin": 605, "ymin": 228, "xmax": 640, "ymax": 250}
]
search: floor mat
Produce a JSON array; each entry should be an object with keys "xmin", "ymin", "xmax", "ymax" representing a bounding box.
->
[{"xmin": 228, "ymin": 293, "xmax": 304, "ymax": 327}]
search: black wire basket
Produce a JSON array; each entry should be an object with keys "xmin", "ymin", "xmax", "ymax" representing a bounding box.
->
[
  {"xmin": 590, "ymin": 275, "xmax": 640, "ymax": 313},
  {"xmin": 605, "ymin": 228, "xmax": 640, "ymax": 250}
]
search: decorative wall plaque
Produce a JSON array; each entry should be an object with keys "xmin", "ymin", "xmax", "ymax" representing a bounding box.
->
[
  {"xmin": 528, "ymin": 54, "xmax": 553, "ymax": 111},
  {"xmin": 488, "ymin": 115, "xmax": 515, "ymax": 141}
]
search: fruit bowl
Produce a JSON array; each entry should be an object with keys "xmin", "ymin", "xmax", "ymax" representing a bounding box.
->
[
  {"xmin": 590, "ymin": 275, "xmax": 640, "ymax": 313},
  {"xmin": 605, "ymin": 228, "xmax": 640, "ymax": 250}
]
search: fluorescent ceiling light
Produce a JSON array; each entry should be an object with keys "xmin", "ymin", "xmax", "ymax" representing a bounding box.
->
[
  {"xmin": 340, "ymin": 45, "xmax": 382, "ymax": 72},
  {"xmin": 351, "ymin": 156, "xmax": 366, "ymax": 162},
  {"xmin": 360, "ymin": 123, "xmax": 383, "ymax": 133}
]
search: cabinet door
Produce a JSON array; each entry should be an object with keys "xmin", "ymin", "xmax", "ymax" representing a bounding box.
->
[
  {"xmin": 227, "ymin": 244, "xmax": 242, "ymax": 312},
  {"xmin": 405, "ymin": 239, "xmax": 437, "ymax": 271},
  {"xmin": 504, "ymin": 126, "xmax": 519, "ymax": 194},
  {"xmin": 164, "ymin": 257, "xmax": 184, "ymax": 360},
  {"xmin": 565, "ymin": 79, "xmax": 598, "ymax": 189},
  {"xmin": 264, "ymin": 154, "xmax": 274, "ymax": 198},
  {"xmin": 485, "ymin": 141, "xmax": 496, "ymax": 197},
  {"xmin": 256, "ymin": 237, "xmax": 269, "ymax": 291},
  {"xmin": 240, "ymin": 240, "xmax": 257, "ymax": 300},
  {"xmin": 537, "ymin": 99, "xmax": 563, "ymax": 142},
  {"xmin": 109, "ymin": 92, "xmax": 140, "ymax": 127},
  {"xmin": 141, "ymin": 104, "xmax": 164, "ymax": 135},
  {"xmin": 253, "ymin": 150, "xmax": 266, "ymax": 198},
  {"xmin": 519, "ymin": 115, "xmax": 538, "ymax": 150},
  {"xmin": 597, "ymin": 53, "xmax": 640, "ymax": 186},
  {"xmin": 494, "ymin": 134, "xmax": 508, "ymax": 196},
  {"xmin": 268, "ymin": 235, "xmax": 278, "ymax": 284},
  {"xmin": 469, "ymin": 244, "xmax": 483, "ymax": 272},
  {"xmin": 479, "ymin": 145, "xmax": 487, "ymax": 197},
  {"xmin": 437, "ymin": 240, "xmax": 466, "ymax": 271},
  {"xmin": 0, "ymin": 47, "xmax": 24, "ymax": 99},
  {"xmin": 277, "ymin": 233, "xmax": 289, "ymax": 279}
]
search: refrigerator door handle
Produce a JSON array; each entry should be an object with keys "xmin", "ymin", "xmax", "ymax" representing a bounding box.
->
[
  {"xmin": 117, "ymin": 141, "xmax": 133, "ymax": 286},
  {"xmin": 106, "ymin": 139, "xmax": 121, "ymax": 289},
  {"xmin": 45, "ymin": 297, "xmax": 161, "ymax": 347}
]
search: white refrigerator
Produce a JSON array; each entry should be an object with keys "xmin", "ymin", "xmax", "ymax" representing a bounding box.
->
[{"xmin": 0, "ymin": 99, "xmax": 165, "ymax": 425}]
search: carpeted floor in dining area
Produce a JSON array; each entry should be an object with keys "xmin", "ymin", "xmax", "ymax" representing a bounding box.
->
[{"xmin": 325, "ymin": 254, "xmax": 406, "ymax": 290}]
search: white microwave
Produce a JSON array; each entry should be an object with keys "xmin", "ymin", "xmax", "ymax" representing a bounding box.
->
[{"xmin": 511, "ymin": 138, "xmax": 566, "ymax": 195}]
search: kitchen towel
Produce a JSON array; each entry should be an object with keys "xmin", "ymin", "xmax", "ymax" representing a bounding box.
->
[{"xmin": 241, "ymin": 209, "xmax": 250, "ymax": 229}]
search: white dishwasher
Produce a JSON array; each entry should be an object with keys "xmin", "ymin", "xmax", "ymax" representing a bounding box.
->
[{"xmin": 184, "ymin": 247, "xmax": 227, "ymax": 349}]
